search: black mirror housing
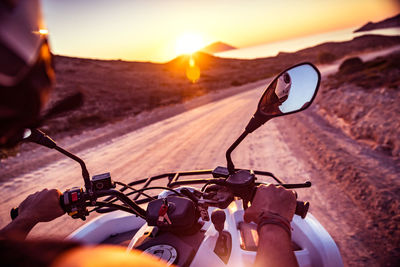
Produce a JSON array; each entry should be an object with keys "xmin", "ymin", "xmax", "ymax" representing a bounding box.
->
[{"xmin": 246, "ymin": 62, "xmax": 321, "ymax": 133}]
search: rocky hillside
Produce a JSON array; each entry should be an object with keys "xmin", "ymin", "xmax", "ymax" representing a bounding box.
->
[
  {"xmin": 200, "ymin": 41, "xmax": 236, "ymax": 54},
  {"xmin": 354, "ymin": 13, "xmax": 400, "ymax": 32},
  {"xmin": 318, "ymin": 51, "xmax": 400, "ymax": 157},
  {"xmin": 277, "ymin": 52, "xmax": 400, "ymax": 265}
]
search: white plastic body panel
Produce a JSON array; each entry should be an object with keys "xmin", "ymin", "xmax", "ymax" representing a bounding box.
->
[
  {"xmin": 67, "ymin": 210, "xmax": 145, "ymax": 244},
  {"xmin": 69, "ymin": 201, "xmax": 343, "ymax": 267}
]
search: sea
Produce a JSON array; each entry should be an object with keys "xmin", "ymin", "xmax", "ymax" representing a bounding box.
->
[{"xmin": 215, "ymin": 27, "xmax": 400, "ymax": 59}]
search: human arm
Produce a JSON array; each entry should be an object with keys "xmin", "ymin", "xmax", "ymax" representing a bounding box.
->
[
  {"xmin": 244, "ymin": 184, "xmax": 298, "ymax": 267},
  {"xmin": 0, "ymin": 189, "xmax": 65, "ymax": 240}
]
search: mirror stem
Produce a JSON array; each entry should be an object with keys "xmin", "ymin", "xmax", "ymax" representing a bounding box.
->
[
  {"xmin": 245, "ymin": 113, "xmax": 272, "ymax": 133},
  {"xmin": 26, "ymin": 129, "xmax": 92, "ymax": 192},
  {"xmin": 54, "ymin": 146, "xmax": 92, "ymax": 192},
  {"xmin": 226, "ymin": 131, "xmax": 248, "ymax": 174}
]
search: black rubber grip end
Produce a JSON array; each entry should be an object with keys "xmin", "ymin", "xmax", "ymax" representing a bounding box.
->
[
  {"xmin": 10, "ymin": 207, "xmax": 19, "ymax": 220},
  {"xmin": 295, "ymin": 201, "xmax": 309, "ymax": 219}
]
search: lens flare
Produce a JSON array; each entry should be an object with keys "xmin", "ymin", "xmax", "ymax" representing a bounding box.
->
[
  {"xmin": 186, "ymin": 56, "xmax": 200, "ymax": 83},
  {"xmin": 189, "ymin": 58, "xmax": 195, "ymax": 67},
  {"xmin": 39, "ymin": 29, "xmax": 49, "ymax": 35}
]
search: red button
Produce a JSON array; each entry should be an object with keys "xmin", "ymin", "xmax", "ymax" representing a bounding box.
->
[{"xmin": 71, "ymin": 192, "xmax": 78, "ymax": 202}]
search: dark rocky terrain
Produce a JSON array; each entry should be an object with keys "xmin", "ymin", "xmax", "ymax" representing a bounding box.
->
[
  {"xmin": 200, "ymin": 41, "xmax": 236, "ymax": 54},
  {"xmin": 320, "ymin": 52, "xmax": 400, "ymax": 157},
  {"xmin": 354, "ymin": 13, "xmax": 400, "ymax": 32}
]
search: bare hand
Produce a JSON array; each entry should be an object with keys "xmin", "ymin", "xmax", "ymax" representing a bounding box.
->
[
  {"xmin": 0, "ymin": 189, "xmax": 65, "ymax": 240},
  {"xmin": 244, "ymin": 184, "xmax": 296, "ymax": 224},
  {"xmin": 18, "ymin": 188, "xmax": 65, "ymax": 224}
]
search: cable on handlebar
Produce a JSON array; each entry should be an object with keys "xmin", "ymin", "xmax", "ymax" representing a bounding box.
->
[
  {"xmin": 94, "ymin": 189, "xmax": 147, "ymax": 218},
  {"xmin": 114, "ymin": 181, "xmax": 156, "ymax": 200},
  {"xmin": 89, "ymin": 201, "xmax": 138, "ymax": 215},
  {"xmin": 88, "ymin": 186, "xmax": 183, "ymax": 216},
  {"xmin": 201, "ymin": 181, "xmax": 215, "ymax": 192},
  {"xmin": 124, "ymin": 186, "xmax": 184, "ymax": 197}
]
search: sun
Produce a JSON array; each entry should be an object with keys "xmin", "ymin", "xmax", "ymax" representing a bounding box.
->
[{"xmin": 175, "ymin": 33, "xmax": 205, "ymax": 55}]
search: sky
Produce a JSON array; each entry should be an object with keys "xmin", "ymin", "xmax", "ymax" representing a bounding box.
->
[{"xmin": 41, "ymin": 0, "xmax": 399, "ymax": 63}]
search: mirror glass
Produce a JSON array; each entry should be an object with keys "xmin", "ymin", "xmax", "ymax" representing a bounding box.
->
[
  {"xmin": 23, "ymin": 129, "xmax": 32, "ymax": 139},
  {"xmin": 258, "ymin": 63, "xmax": 319, "ymax": 115}
]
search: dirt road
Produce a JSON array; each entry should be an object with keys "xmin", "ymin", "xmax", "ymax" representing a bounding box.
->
[{"xmin": 1, "ymin": 49, "xmax": 398, "ymax": 266}]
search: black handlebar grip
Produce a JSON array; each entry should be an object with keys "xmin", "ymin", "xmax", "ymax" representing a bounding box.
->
[
  {"xmin": 59, "ymin": 194, "xmax": 66, "ymax": 211},
  {"xmin": 10, "ymin": 207, "xmax": 19, "ymax": 220},
  {"xmin": 295, "ymin": 201, "xmax": 309, "ymax": 219}
]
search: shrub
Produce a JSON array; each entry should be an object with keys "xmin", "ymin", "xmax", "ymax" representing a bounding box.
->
[
  {"xmin": 318, "ymin": 52, "xmax": 337, "ymax": 64},
  {"xmin": 231, "ymin": 80, "xmax": 242, "ymax": 86},
  {"xmin": 0, "ymin": 147, "xmax": 19, "ymax": 159},
  {"xmin": 339, "ymin": 57, "xmax": 364, "ymax": 74}
]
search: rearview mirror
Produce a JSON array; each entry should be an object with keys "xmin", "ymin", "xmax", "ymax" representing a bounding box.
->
[
  {"xmin": 227, "ymin": 63, "xmax": 320, "ymax": 173},
  {"xmin": 245, "ymin": 62, "xmax": 320, "ymax": 133},
  {"xmin": 258, "ymin": 63, "xmax": 320, "ymax": 115}
]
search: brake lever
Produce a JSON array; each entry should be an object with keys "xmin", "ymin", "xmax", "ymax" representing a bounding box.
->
[
  {"xmin": 180, "ymin": 188, "xmax": 200, "ymax": 204},
  {"xmin": 203, "ymin": 185, "xmax": 234, "ymax": 209}
]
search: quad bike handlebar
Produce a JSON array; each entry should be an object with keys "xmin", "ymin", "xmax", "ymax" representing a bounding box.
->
[{"xmin": 11, "ymin": 166, "xmax": 310, "ymax": 224}]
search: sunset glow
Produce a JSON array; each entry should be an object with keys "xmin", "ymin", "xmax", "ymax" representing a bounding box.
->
[
  {"xmin": 41, "ymin": 0, "xmax": 399, "ymax": 62},
  {"xmin": 175, "ymin": 33, "xmax": 205, "ymax": 55}
]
